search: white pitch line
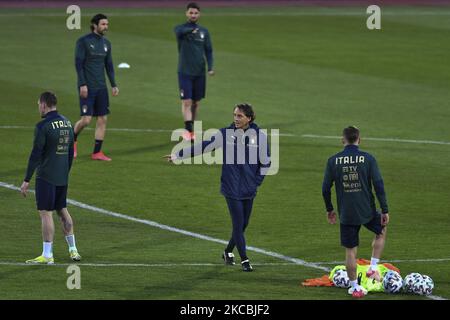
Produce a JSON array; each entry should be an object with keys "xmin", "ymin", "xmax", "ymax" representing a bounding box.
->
[
  {"xmin": 3, "ymin": 259, "xmax": 448, "ymax": 267},
  {"xmin": 1, "ymin": 125, "xmax": 450, "ymax": 146},
  {"xmin": 311, "ymin": 258, "xmax": 450, "ymax": 265},
  {"xmin": 1, "ymin": 182, "xmax": 447, "ymax": 300},
  {"xmin": 0, "ymin": 181, "xmax": 328, "ymax": 272},
  {"xmin": 427, "ymin": 295, "xmax": 447, "ymax": 301},
  {"xmin": 301, "ymin": 134, "xmax": 450, "ymax": 146},
  {"xmin": 0, "ymin": 261, "xmax": 296, "ymax": 268}
]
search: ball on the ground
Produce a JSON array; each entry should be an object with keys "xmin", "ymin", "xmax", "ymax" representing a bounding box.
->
[
  {"xmin": 403, "ymin": 273, "xmax": 422, "ymax": 293},
  {"xmin": 383, "ymin": 270, "xmax": 403, "ymax": 294},
  {"xmin": 404, "ymin": 273, "xmax": 434, "ymax": 295},
  {"xmin": 414, "ymin": 275, "xmax": 434, "ymax": 295},
  {"xmin": 332, "ymin": 268, "xmax": 350, "ymax": 288}
]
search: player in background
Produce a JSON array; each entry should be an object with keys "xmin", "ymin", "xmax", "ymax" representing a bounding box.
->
[
  {"xmin": 73, "ymin": 13, "xmax": 119, "ymax": 161},
  {"xmin": 174, "ymin": 2, "xmax": 214, "ymax": 141},
  {"xmin": 322, "ymin": 126, "xmax": 390, "ymax": 298},
  {"xmin": 21, "ymin": 92, "xmax": 81, "ymax": 264}
]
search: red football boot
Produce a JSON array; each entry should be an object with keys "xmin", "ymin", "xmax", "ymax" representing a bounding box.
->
[
  {"xmin": 352, "ymin": 289, "xmax": 366, "ymax": 298},
  {"xmin": 91, "ymin": 151, "xmax": 112, "ymax": 161},
  {"xmin": 182, "ymin": 130, "xmax": 195, "ymax": 141}
]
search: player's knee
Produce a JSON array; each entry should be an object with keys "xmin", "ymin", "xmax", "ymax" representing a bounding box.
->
[
  {"xmin": 81, "ymin": 116, "xmax": 92, "ymax": 126},
  {"xmin": 376, "ymin": 229, "xmax": 387, "ymax": 239},
  {"xmin": 97, "ymin": 116, "xmax": 107, "ymax": 125},
  {"xmin": 182, "ymin": 100, "xmax": 192, "ymax": 108}
]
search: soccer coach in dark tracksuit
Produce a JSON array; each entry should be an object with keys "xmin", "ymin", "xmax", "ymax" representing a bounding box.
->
[
  {"xmin": 322, "ymin": 126, "xmax": 389, "ymax": 298},
  {"xmin": 166, "ymin": 104, "xmax": 270, "ymax": 272}
]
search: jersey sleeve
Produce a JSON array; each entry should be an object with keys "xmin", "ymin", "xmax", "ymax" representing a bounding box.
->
[
  {"xmin": 322, "ymin": 158, "xmax": 334, "ymax": 212},
  {"xmin": 24, "ymin": 125, "xmax": 46, "ymax": 182},
  {"xmin": 174, "ymin": 25, "xmax": 195, "ymax": 38},
  {"xmin": 204, "ymin": 30, "xmax": 213, "ymax": 71},
  {"xmin": 370, "ymin": 156, "xmax": 389, "ymax": 214},
  {"xmin": 68, "ymin": 127, "xmax": 74, "ymax": 172},
  {"xmin": 256, "ymin": 131, "xmax": 270, "ymax": 186},
  {"xmin": 105, "ymin": 42, "xmax": 117, "ymax": 87},
  {"xmin": 75, "ymin": 38, "xmax": 87, "ymax": 87},
  {"xmin": 176, "ymin": 130, "xmax": 223, "ymax": 160}
]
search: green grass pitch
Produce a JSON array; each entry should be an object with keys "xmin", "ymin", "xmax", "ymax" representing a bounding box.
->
[{"xmin": 0, "ymin": 5, "xmax": 449, "ymax": 300}]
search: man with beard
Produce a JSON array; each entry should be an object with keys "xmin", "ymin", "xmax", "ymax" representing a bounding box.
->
[
  {"xmin": 174, "ymin": 2, "xmax": 214, "ymax": 141},
  {"xmin": 73, "ymin": 13, "xmax": 119, "ymax": 161}
]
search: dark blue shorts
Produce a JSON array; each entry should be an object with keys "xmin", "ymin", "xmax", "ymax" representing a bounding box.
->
[
  {"xmin": 178, "ymin": 73, "xmax": 206, "ymax": 101},
  {"xmin": 35, "ymin": 178, "xmax": 68, "ymax": 211},
  {"xmin": 79, "ymin": 87, "xmax": 110, "ymax": 117},
  {"xmin": 340, "ymin": 213, "xmax": 384, "ymax": 248}
]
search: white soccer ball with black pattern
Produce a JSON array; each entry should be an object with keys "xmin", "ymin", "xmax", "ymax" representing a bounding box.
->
[
  {"xmin": 332, "ymin": 269, "xmax": 350, "ymax": 288},
  {"xmin": 421, "ymin": 275, "xmax": 434, "ymax": 295},
  {"xmin": 403, "ymin": 273, "xmax": 422, "ymax": 293},
  {"xmin": 382, "ymin": 270, "xmax": 403, "ymax": 294},
  {"xmin": 413, "ymin": 275, "xmax": 434, "ymax": 295}
]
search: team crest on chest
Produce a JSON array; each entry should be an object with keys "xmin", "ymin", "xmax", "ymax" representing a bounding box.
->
[
  {"xmin": 200, "ymin": 32, "xmax": 205, "ymax": 39},
  {"xmin": 104, "ymin": 44, "xmax": 108, "ymax": 52}
]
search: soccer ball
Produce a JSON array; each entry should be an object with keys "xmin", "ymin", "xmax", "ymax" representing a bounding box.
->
[
  {"xmin": 421, "ymin": 275, "xmax": 434, "ymax": 295},
  {"xmin": 403, "ymin": 273, "xmax": 422, "ymax": 293},
  {"xmin": 412, "ymin": 278, "xmax": 427, "ymax": 295},
  {"xmin": 404, "ymin": 273, "xmax": 434, "ymax": 295},
  {"xmin": 383, "ymin": 270, "xmax": 403, "ymax": 294},
  {"xmin": 332, "ymin": 269, "xmax": 350, "ymax": 288},
  {"xmin": 413, "ymin": 275, "xmax": 434, "ymax": 295}
]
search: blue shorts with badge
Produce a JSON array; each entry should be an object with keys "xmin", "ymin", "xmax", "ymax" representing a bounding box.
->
[
  {"xmin": 35, "ymin": 178, "xmax": 68, "ymax": 211},
  {"xmin": 340, "ymin": 213, "xmax": 384, "ymax": 248},
  {"xmin": 79, "ymin": 87, "xmax": 110, "ymax": 116},
  {"xmin": 178, "ymin": 73, "xmax": 206, "ymax": 101}
]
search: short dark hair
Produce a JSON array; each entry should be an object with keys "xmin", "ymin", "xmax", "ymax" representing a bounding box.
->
[
  {"xmin": 235, "ymin": 103, "xmax": 255, "ymax": 123},
  {"xmin": 39, "ymin": 91, "xmax": 57, "ymax": 108},
  {"xmin": 186, "ymin": 2, "xmax": 200, "ymax": 11},
  {"xmin": 90, "ymin": 13, "xmax": 108, "ymax": 31},
  {"xmin": 343, "ymin": 126, "xmax": 360, "ymax": 144}
]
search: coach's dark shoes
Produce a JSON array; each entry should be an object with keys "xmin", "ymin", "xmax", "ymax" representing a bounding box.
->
[
  {"xmin": 223, "ymin": 251, "xmax": 236, "ymax": 265},
  {"xmin": 241, "ymin": 259, "xmax": 253, "ymax": 272}
]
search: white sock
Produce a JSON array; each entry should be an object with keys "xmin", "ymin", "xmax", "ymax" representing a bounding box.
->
[
  {"xmin": 370, "ymin": 257, "xmax": 379, "ymax": 270},
  {"xmin": 42, "ymin": 242, "xmax": 53, "ymax": 258},
  {"xmin": 350, "ymin": 280, "xmax": 359, "ymax": 289},
  {"xmin": 65, "ymin": 234, "xmax": 77, "ymax": 251}
]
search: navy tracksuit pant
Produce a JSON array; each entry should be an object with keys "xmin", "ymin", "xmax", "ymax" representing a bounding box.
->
[{"xmin": 224, "ymin": 197, "xmax": 254, "ymax": 261}]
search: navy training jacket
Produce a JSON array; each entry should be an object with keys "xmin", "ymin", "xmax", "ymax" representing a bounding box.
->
[{"xmin": 177, "ymin": 123, "xmax": 271, "ymax": 200}]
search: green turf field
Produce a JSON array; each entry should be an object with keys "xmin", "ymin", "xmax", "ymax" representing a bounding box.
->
[{"xmin": 0, "ymin": 6, "xmax": 449, "ymax": 300}]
